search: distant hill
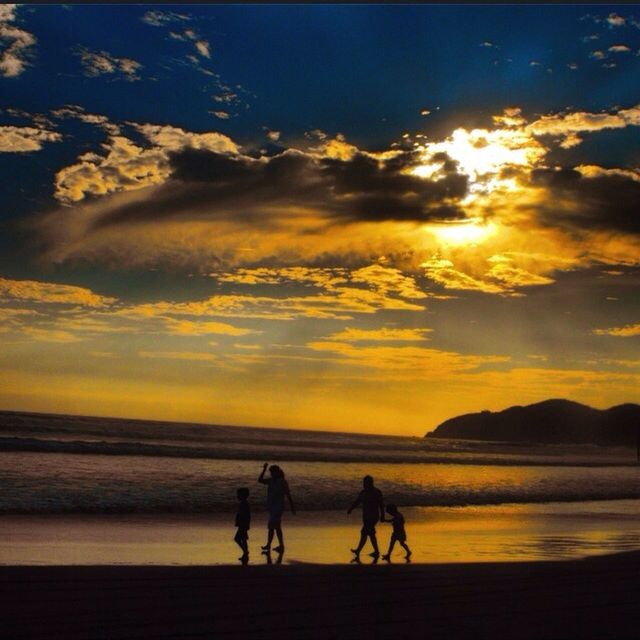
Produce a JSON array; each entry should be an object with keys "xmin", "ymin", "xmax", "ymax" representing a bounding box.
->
[{"xmin": 426, "ymin": 399, "xmax": 640, "ymax": 445}]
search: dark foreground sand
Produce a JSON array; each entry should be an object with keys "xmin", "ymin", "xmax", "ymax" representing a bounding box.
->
[{"xmin": 3, "ymin": 552, "xmax": 640, "ymax": 640}]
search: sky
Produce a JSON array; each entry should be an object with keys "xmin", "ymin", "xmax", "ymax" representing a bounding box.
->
[{"xmin": 0, "ymin": 3, "xmax": 639, "ymax": 436}]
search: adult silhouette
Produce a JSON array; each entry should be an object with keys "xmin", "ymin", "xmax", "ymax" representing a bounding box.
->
[
  {"xmin": 347, "ymin": 475, "xmax": 385, "ymax": 558},
  {"xmin": 258, "ymin": 463, "xmax": 296, "ymax": 553}
]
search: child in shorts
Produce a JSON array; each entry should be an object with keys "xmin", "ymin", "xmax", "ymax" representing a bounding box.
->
[{"xmin": 381, "ymin": 503, "xmax": 412, "ymax": 560}]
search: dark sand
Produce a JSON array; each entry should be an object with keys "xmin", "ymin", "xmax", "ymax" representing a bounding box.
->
[{"xmin": 3, "ymin": 552, "xmax": 640, "ymax": 639}]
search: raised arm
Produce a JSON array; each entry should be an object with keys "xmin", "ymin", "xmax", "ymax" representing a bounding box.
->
[
  {"xmin": 258, "ymin": 462, "xmax": 269, "ymax": 484},
  {"xmin": 347, "ymin": 492, "xmax": 362, "ymax": 514}
]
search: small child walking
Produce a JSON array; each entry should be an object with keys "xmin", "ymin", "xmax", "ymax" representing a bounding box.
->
[
  {"xmin": 381, "ymin": 504, "xmax": 412, "ymax": 560},
  {"xmin": 234, "ymin": 487, "xmax": 251, "ymax": 562}
]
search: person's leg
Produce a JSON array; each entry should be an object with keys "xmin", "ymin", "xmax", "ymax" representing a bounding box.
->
[
  {"xmin": 369, "ymin": 530, "xmax": 380, "ymax": 556},
  {"xmin": 400, "ymin": 540, "xmax": 412, "ymax": 557},
  {"xmin": 383, "ymin": 536, "xmax": 396, "ymax": 559},
  {"xmin": 262, "ymin": 527, "xmax": 274, "ymax": 550},
  {"xmin": 352, "ymin": 530, "xmax": 368, "ymax": 555},
  {"xmin": 274, "ymin": 526, "xmax": 284, "ymax": 551}
]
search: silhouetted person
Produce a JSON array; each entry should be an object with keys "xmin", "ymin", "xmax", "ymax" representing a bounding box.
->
[
  {"xmin": 347, "ymin": 475, "xmax": 385, "ymax": 558},
  {"xmin": 258, "ymin": 462, "xmax": 296, "ymax": 553},
  {"xmin": 381, "ymin": 504, "xmax": 412, "ymax": 561},
  {"xmin": 234, "ymin": 487, "xmax": 251, "ymax": 562}
]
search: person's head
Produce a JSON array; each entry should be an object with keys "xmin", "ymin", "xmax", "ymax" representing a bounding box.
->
[
  {"xmin": 363, "ymin": 475, "xmax": 374, "ymax": 489},
  {"xmin": 269, "ymin": 465, "xmax": 284, "ymax": 479},
  {"xmin": 237, "ymin": 487, "xmax": 249, "ymax": 502},
  {"xmin": 386, "ymin": 504, "xmax": 398, "ymax": 516}
]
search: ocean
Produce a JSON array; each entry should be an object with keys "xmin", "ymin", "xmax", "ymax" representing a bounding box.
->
[{"xmin": 1, "ymin": 411, "xmax": 640, "ymax": 565}]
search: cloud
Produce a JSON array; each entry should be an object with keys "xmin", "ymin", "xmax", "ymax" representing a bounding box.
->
[
  {"xmin": 141, "ymin": 10, "xmax": 190, "ymax": 27},
  {"xmin": 138, "ymin": 351, "xmax": 217, "ymax": 362},
  {"xmin": 123, "ymin": 265, "xmax": 428, "ymax": 321},
  {"xmin": 27, "ymin": 103, "xmax": 640, "ymax": 279},
  {"xmin": 0, "ymin": 125, "xmax": 61, "ymax": 152},
  {"xmin": 34, "ymin": 135, "xmax": 470, "ymax": 266},
  {"xmin": 350, "ymin": 264, "xmax": 427, "ymax": 299},
  {"xmin": 211, "ymin": 111, "xmax": 230, "ymax": 120},
  {"xmin": 20, "ymin": 327, "xmax": 84, "ymax": 343},
  {"xmin": 594, "ymin": 323, "xmax": 640, "ymax": 337},
  {"xmin": 167, "ymin": 28, "xmax": 211, "ymax": 60},
  {"xmin": 218, "ymin": 264, "xmax": 429, "ymax": 302},
  {"xmin": 77, "ymin": 48, "xmax": 142, "ymax": 81},
  {"xmin": 161, "ymin": 318, "xmax": 257, "ymax": 336},
  {"xmin": 422, "ymin": 254, "xmax": 554, "ymax": 297},
  {"xmin": 54, "ymin": 125, "xmax": 238, "ymax": 202},
  {"xmin": 195, "ymin": 40, "xmax": 210, "ymax": 58},
  {"xmin": 325, "ymin": 327, "xmax": 431, "ymax": 342},
  {"xmin": 0, "ymin": 4, "xmax": 36, "ymax": 78},
  {"xmin": 607, "ymin": 13, "xmax": 626, "ymax": 27},
  {"xmin": 0, "ymin": 277, "xmax": 116, "ymax": 307},
  {"xmin": 306, "ymin": 340, "xmax": 508, "ymax": 379},
  {"xmin": 54, "ymin": 137, "xmax": 171, "ymax": 202},
  {"xmin": 422, "ymin": 258, "xmax": 507, "ymax": 295},
  {"xmin": 51, "ymin": 105, "xmax": 121, "ymax": 136},
  {"xmin": 609, "ymin": 45, "xmax": 631, "ymax": 53},
  {"xmin": 589, "ymin": 50, "xmax": 606, "ymax": 60},
  {"xmin": 529, "ymin": 167, "xmax": 640, "ymax": 235},
  {"xmin": 527, "ymin": 104, "xmax": 640, "ymax": 148},
  {"xmin": 217, "ymin": 267, "xmax": 348, "ymax": 289}
]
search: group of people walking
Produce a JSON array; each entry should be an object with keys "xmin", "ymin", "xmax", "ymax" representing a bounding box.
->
[{"xmin": 234, "ymin": 463, "xmax": 411, "ymax": 563}]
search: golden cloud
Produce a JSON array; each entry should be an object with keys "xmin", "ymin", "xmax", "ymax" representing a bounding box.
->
[
  {"xmin": 325, "ymin": 327, "xmax": 431, "ymax": 342},
  {"xmin": 0, "ymin": 277, "xmax": 116, "ymax": 307},
  {"xmin": 138, "ymin": 351, "xmax": 217, "ymax": 362},
  {"xmin": 0, "ymin": 126, "xmax": 61, "ymax": 152},
  {"xmin": 306, "ymin": 340, "xmax": 509, "ymax": 379},
  {"xmin": 23, "ymin": 102, "xmax": 640, "ymax": 299},
  {"xmin": 594, "ymin": 323, "xmax": 640, "ymax": 337}
]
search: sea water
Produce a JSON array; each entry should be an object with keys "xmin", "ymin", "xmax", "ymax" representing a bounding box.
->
[{"xmin": 1, "ymin": 413, "xmax": 640, "ymax": 564}]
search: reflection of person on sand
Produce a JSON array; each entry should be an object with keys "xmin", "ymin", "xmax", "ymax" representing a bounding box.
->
[
  {"xmin": 347, "ymin": 475, "xmax": 385, "ymax": 559},
  {"xmin": 381, "ymin": 504, "xmax": 412, "ymax": 561},
  {"xmin": 234, "ymin": 487, "xmax": 251, "ymax": 563},
  {"xmin": 258, "ymin": 463, "xmax": 296, "ymax": 553}
]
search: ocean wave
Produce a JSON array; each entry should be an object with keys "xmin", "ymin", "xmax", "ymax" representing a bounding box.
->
[
  {"xmin": 0, "ymin": 436, "xmax": 636, "ymax": 467},
  {"xmin": 2, "ymin": 451, "xmax": 640, "ymax": 514}
]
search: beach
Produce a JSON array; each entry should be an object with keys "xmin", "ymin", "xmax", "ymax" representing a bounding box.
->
[
  {"xmin": 3, "ymin": 415, "xmax": 640, "ymax": 637},
  {"xmin": 3, "ymin": 551, "xmax": 640, "ymax": 639}
]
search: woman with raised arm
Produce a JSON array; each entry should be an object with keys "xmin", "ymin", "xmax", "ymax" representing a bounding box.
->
[{"xmin": 258, "ymin": 462, "xmax": 296, "ymax": 553}]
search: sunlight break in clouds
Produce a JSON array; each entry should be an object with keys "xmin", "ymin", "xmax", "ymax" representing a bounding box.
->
[{"xmin": 27, "ymin": 101, "xmax": 640, "ymax": 309}]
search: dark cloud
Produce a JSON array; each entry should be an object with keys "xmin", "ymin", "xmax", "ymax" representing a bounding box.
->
[
  {"xmin": 83, "ymin": 147, "xmax": 469, "ymax": 233},
  {"xmin": 530, "ymin": 168, "xmax": 640, "ymax": 235}
]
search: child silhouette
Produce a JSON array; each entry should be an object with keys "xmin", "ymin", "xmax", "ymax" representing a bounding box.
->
[
  {"xmin": 381, "ymin": 504, "xmax": 412, "ymax": 560},
  {"xmin": 234, "ymin": 487, "xmax": 251, "ymax": 562}
]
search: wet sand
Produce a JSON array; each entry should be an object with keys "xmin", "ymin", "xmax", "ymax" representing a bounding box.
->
[{"xmin": 2, "ymin": 551, "xmax": 640, "ymax": 639}]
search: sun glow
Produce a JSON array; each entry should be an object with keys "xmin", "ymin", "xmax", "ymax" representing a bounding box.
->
[
  {"xmin": 427, "ymin": 220, "xmax": 498, "ymax": 246},
  {"xmin": 412, "ymin": 126, "xmax": 545, "ymax": 195}
]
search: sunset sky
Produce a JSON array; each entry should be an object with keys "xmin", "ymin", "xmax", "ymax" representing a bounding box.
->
[{"xmin": 1, "ymin": 4, "xmax": 639, "ymax": 435}]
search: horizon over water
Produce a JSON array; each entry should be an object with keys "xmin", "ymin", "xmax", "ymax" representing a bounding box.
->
[{"xmin": 2, "ymin": 410, "xmax": 640, "ymax": 565}]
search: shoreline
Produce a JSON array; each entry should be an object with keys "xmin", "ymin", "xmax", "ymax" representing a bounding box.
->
[
  {"xmin": 3, "ymin": 501, "xmax": 640, "ymax": 566},
  {"xmin": 3, "ymin": 551, "xmax": 640, "ymax": 639}
]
